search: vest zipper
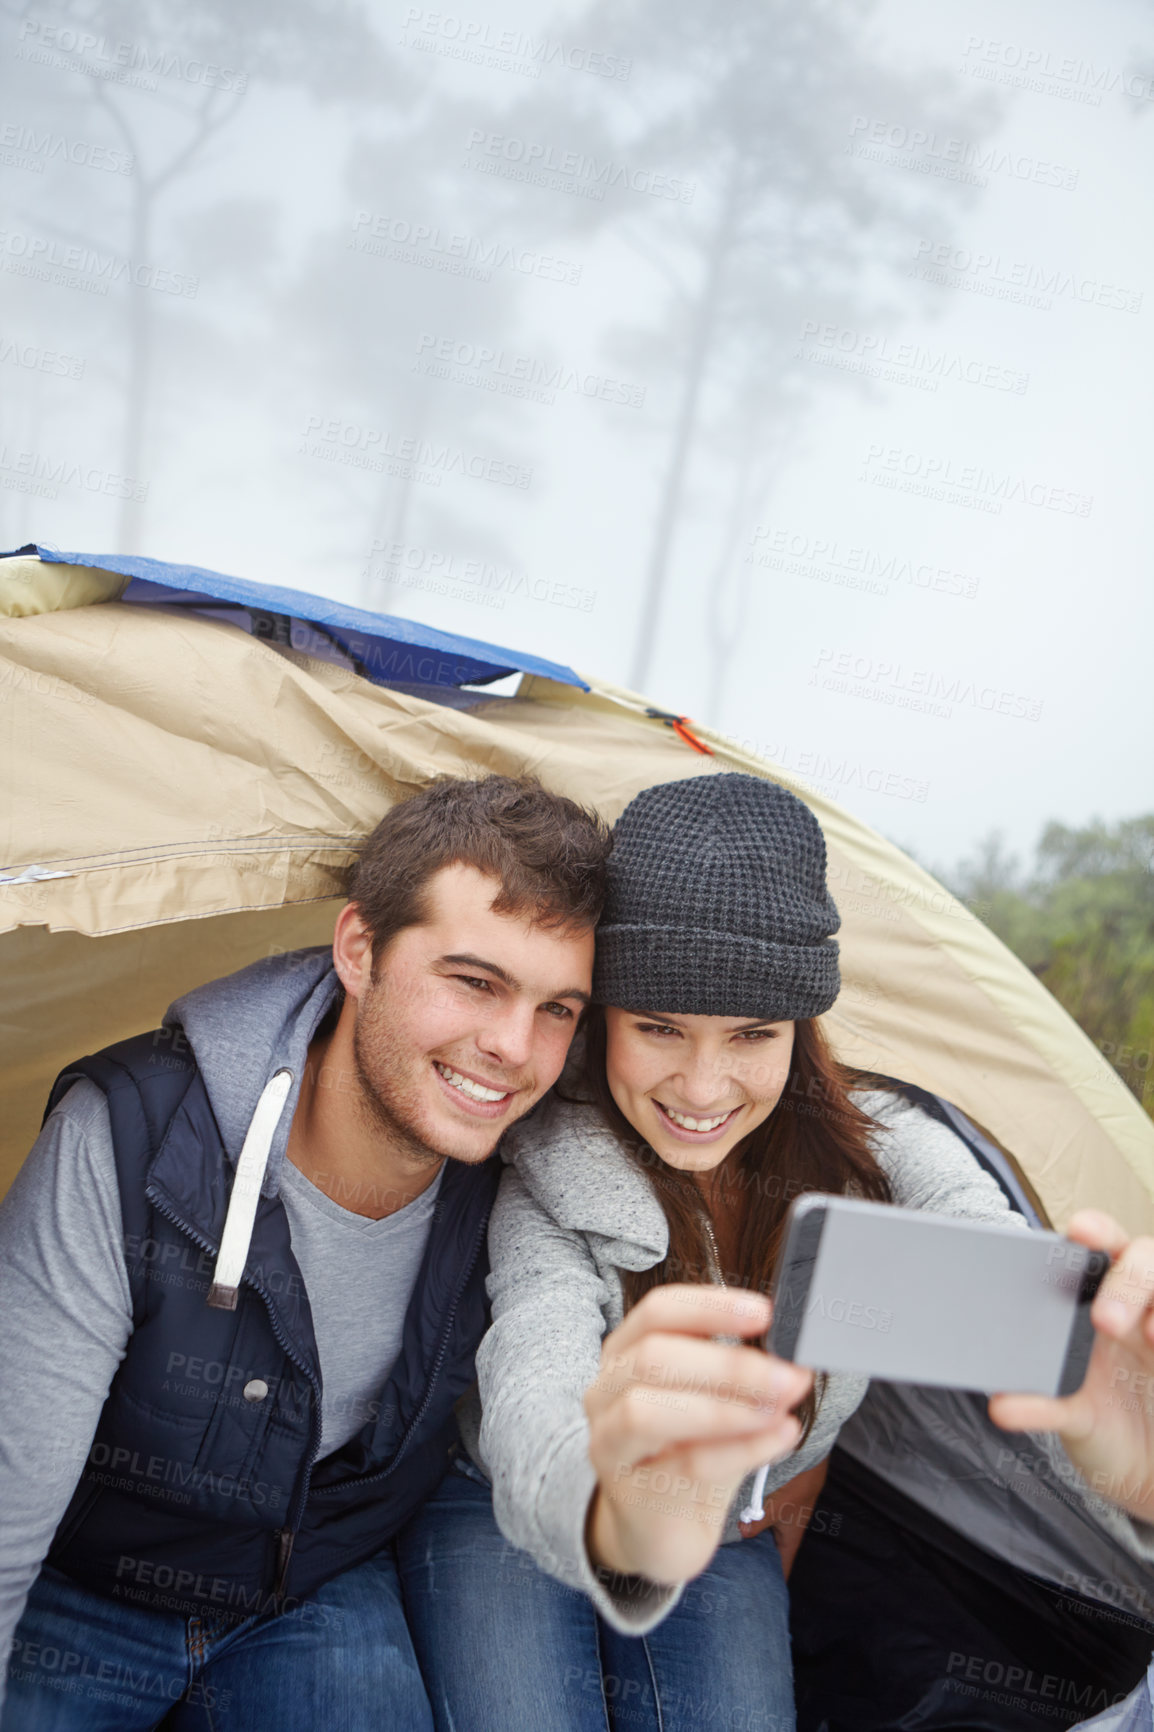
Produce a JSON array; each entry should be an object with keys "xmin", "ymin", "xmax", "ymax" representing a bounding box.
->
[
  {"xmin": 273, "ymin": 1527, "xmax": 295, "ymax": 1602},
  {"xmin": 147, "ymin": 1180, "xmax": 491, "ymax": 1588},
  {"xmin": 248, "ymin": 1273, "xmax": 322, "ymax": 1609},
  {"xmin": 391, "ymin": 1212, "xmax": 485, "ymax": 1469},
  {"xmin": 145, "ymin": 1190, "xmax": 323, "ymax": 1608}
]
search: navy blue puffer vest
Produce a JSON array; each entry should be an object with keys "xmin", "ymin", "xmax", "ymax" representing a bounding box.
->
[{"xmin": 44, "ymin": 1030, "xmax": 500, "ymax": 1620}]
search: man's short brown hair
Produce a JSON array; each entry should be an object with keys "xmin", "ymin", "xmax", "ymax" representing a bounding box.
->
[{"xmin": 347, "ymin": 774, "xmax": 612, "ymax": 959}]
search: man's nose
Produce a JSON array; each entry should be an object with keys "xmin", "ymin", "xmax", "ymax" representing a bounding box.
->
[{"xmin": 477, "ymin": 1000, "xmax": 536, "ymax": 1070}]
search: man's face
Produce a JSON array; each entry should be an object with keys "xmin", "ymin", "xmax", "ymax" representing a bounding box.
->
[{"xmin": 344, "ymin": 864, "xmax": 594, "ymax": 1166}]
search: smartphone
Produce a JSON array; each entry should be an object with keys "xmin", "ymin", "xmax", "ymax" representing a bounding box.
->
[{"xmin": 767, "ymin": 1195, "xmax": 1109, "ymax": 1397}]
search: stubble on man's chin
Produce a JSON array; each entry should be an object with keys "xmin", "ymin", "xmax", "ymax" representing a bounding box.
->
[
  {"xmin": 351, "ymin": 1011, "xmax": 448, "ymax": 1168},
  {"xmin": 350, "ymin": 999, "xmax": 529, "ymax": 1168}
]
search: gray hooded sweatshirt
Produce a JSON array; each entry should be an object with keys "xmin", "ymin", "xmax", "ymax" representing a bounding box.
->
[
  {"xmin": 472, "ymin": 1084, "xmax": 1154, "ymax": 1643},
  {"xmin": 0, "ymin": 949, "xmax": 443, "ymax": 1706},
  {"xmin": 469, "ymin": 1084, "xmax": 1031, "ymax": 1634}
]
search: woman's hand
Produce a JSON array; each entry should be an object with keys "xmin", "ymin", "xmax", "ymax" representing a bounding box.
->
[
  {"xmin": 989, "ymin": 1210, "xmax": 1154, "ymax": 1524},
  {"xmin": 583, "ymin": 1284, "xmax": 813, "ymax": 1586}
]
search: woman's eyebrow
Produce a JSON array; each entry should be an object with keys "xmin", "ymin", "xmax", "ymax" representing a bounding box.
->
[{"xmin": 627, "ymin": 1011, "xmax": 777, "ymax": 1032}]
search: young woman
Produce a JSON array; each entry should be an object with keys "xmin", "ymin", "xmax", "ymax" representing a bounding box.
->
[{"xmin": 396, "ymin": 773, "xmax": 1022, "ymax": 1731}]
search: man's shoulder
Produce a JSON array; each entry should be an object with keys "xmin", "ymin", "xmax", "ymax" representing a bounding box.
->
[
  {"xmin": 64, "ymin": 1028, "xmax": 193, "ymax": 1079},
  {"xmin": 47, "ymin": 1075, "xmax": 115, "ymax": 1134},
  {"xmin": 8, "ymin": 1078, "xmax": 122, "ymax": 1239},
  {"xmin": 43, "ymin": 1037, "xmax": 207, "ymax": 1205},
  {"xmin": 48, "ymin": 1030, "xmax": 200, "ymax": 1118}
]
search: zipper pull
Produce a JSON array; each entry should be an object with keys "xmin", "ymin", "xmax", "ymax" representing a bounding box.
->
[
  {"xmin": 273, "ymin": 1527, "xmax": 295, "ymax": 1606},
  {"xmin": 644, "ymin": 707, "xmax": 714, "ymax": 756}
]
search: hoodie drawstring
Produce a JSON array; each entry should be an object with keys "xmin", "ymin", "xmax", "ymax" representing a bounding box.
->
[
  {"xmin": 739, "ymin": 1463, "xmax": 771, "ymax": 1525},
  {"xmin": 207, "ymin": 1069, "xmax": 293, "ymax": 1311}
]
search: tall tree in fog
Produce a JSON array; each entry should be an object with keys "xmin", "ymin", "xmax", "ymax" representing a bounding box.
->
[
  {"xmin": 700, "ymin": 356, "xmax": 799, "ymax": 723},
  {"xmin": 583, "ymin": 0, "xmax": 990, "ymax": 692},
  {"xmin": 15, "ymin": 0, "xmax": 392, "ymax": 551},
  {"xmin": 441, "ymin": 0, "xmax": 992, "ymax": 700},
  {"xmin": 282, "ymin": 86, "xmax": 582, "ymax": 609}
]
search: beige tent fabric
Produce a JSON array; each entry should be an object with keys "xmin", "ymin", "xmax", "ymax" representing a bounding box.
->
[
  {"xmin": 1, "ymin": 577, "xmax": 1151, "ymax": 1232},
  {"xmin": 0, "ymin": 909, "xmax": 343, "ymax": 1185},
  {"xmin": 0, "ymin": 553, "xmax": 127, "ymax": 617}
]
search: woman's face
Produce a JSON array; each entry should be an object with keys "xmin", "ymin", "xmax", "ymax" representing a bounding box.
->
[{"xmin": 603, "ymin": 1006, "xmax": 795, "ymax": 1174}]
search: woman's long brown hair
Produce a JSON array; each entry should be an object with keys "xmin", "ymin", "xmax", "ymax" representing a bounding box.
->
[{"xmin": 577, "ymin": 1007, "xmax": 893, "ymax": 1437}]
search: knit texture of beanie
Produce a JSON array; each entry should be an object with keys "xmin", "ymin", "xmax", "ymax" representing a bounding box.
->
[{"xmin": 593, "ymin": 773, "xmax": 840, "ymax": 1020}]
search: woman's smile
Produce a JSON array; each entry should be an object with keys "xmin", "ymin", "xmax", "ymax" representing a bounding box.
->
[{"xmin": 651, "ymin": 1098, "xmax": 745, "ymax": 1143}]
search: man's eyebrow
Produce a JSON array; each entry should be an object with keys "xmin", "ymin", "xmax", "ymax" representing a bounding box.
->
[
  {"xmin": 439, "ymin": 953, "xmax": 520, "ymax": 989},
  {"xmin": 438, "ymin": 954, "xmax": 590, "ymax": 1005},
  {"xmin": 555, "ymin": 986, "xmax": 593, "ymax": 1006}
]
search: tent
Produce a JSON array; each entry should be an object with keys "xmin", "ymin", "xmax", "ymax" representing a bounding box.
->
[{"xmin": 2, "ymin": 544, "xmax": 1152, "ymax": 1235}]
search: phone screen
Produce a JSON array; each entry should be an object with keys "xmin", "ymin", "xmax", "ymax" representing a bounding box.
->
[{"xmin": 776, "ymin": 1199, "xmax": 1100, "ymax": 1395}]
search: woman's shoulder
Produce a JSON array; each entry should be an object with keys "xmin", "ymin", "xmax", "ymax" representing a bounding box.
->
[
  {"xmin": 847, "ymin": 1083, "xmax": 933, "ymax": 1155},
  {"xmin": 848, "ymin": 1085, "xmax": 1018, "ymax": 1223},
  {"xmin": 498, "ymin": 1089, "xmax": 669, "ymax": 1266},
  {"xmin": 849, "ymin": 1083, "xmax": 959, "ymax": 1147},
  {"xmin": 849, "ymin": 1083, "xmax": 921, "ymax": 1125},
  {"xmin": 499, "ymin": 1087, "xmax": 618, "ymax": 1172}
]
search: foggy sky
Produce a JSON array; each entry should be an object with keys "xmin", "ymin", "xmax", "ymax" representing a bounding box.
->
[{"xmin": 1, "ymin": 0, "xmax": 1150, "ymax": 869}]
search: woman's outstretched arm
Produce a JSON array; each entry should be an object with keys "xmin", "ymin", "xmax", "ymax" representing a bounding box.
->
[
  {"xmin": 477, "ymin": 1165, "xmax": 810, "ymax": 1631},
  {"xmin": 989, "ymin": 1210, "xmax": 1154, "ymax": 1529},
  {"xmin": 583, "ymin": 1283, "xmax": 811, "ymax": 1585}
]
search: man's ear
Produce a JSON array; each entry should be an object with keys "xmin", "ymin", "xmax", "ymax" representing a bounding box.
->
[{"xmin": 332, "ymin": 904, "xmax": 376, "ymax": 1002}]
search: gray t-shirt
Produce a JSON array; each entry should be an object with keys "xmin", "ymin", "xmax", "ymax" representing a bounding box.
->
[{"xmin": 279, "ymin": 1156, "xmax": 442, "ymax": 1456}]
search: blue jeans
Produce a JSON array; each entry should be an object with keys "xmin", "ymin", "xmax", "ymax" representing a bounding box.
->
[
  {"xmin": 2, "ymin": 1550, "xmax": 433, "ymax": 1732},
  {"xmin": 395, "ymin": 1456, "xmax": 795, "ymax": 1732}
]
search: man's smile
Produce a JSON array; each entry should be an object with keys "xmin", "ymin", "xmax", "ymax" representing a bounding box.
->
[{"xmin": 432, "ymin": 1059, "xmax": 517, "ymax": 1117}]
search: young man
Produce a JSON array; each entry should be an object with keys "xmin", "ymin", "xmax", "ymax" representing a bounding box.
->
[{"xmin": 0, "ymin": 774, "xmax": 611, "ymax": 1731}]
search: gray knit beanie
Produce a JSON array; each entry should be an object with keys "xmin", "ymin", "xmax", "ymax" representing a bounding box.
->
[{"xmin": 593, "ymin": 774, "xmax": 840, "ymax": 1020}]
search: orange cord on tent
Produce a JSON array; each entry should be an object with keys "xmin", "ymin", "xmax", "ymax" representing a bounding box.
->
[{"xmin": 644, "ymin": 708, "xmax": 714, "ymax": 756}]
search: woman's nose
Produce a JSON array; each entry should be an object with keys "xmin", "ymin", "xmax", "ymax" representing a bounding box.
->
[{"xmin": 672, "ymin": 1050, "xmax": 735, "ymax": 1109}]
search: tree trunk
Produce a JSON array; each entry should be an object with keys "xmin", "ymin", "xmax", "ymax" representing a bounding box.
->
[
  {"xmin": 703, "ymin": 387, "xmax": 790, "ymax": 724},
  {"xmin": 703, "ymin": 440, "xmax": 760, "ymax": 725},
  {"xmin": 117, "ymin": 182, "xmax": 152, "ymax": 553},
  {"xmin": 363, "ymin": 388, "xmax": 427, "ymax": 613},
  {"xmin": 629, "ymin": 156, "xmax": 742, "ymax": 692}
]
